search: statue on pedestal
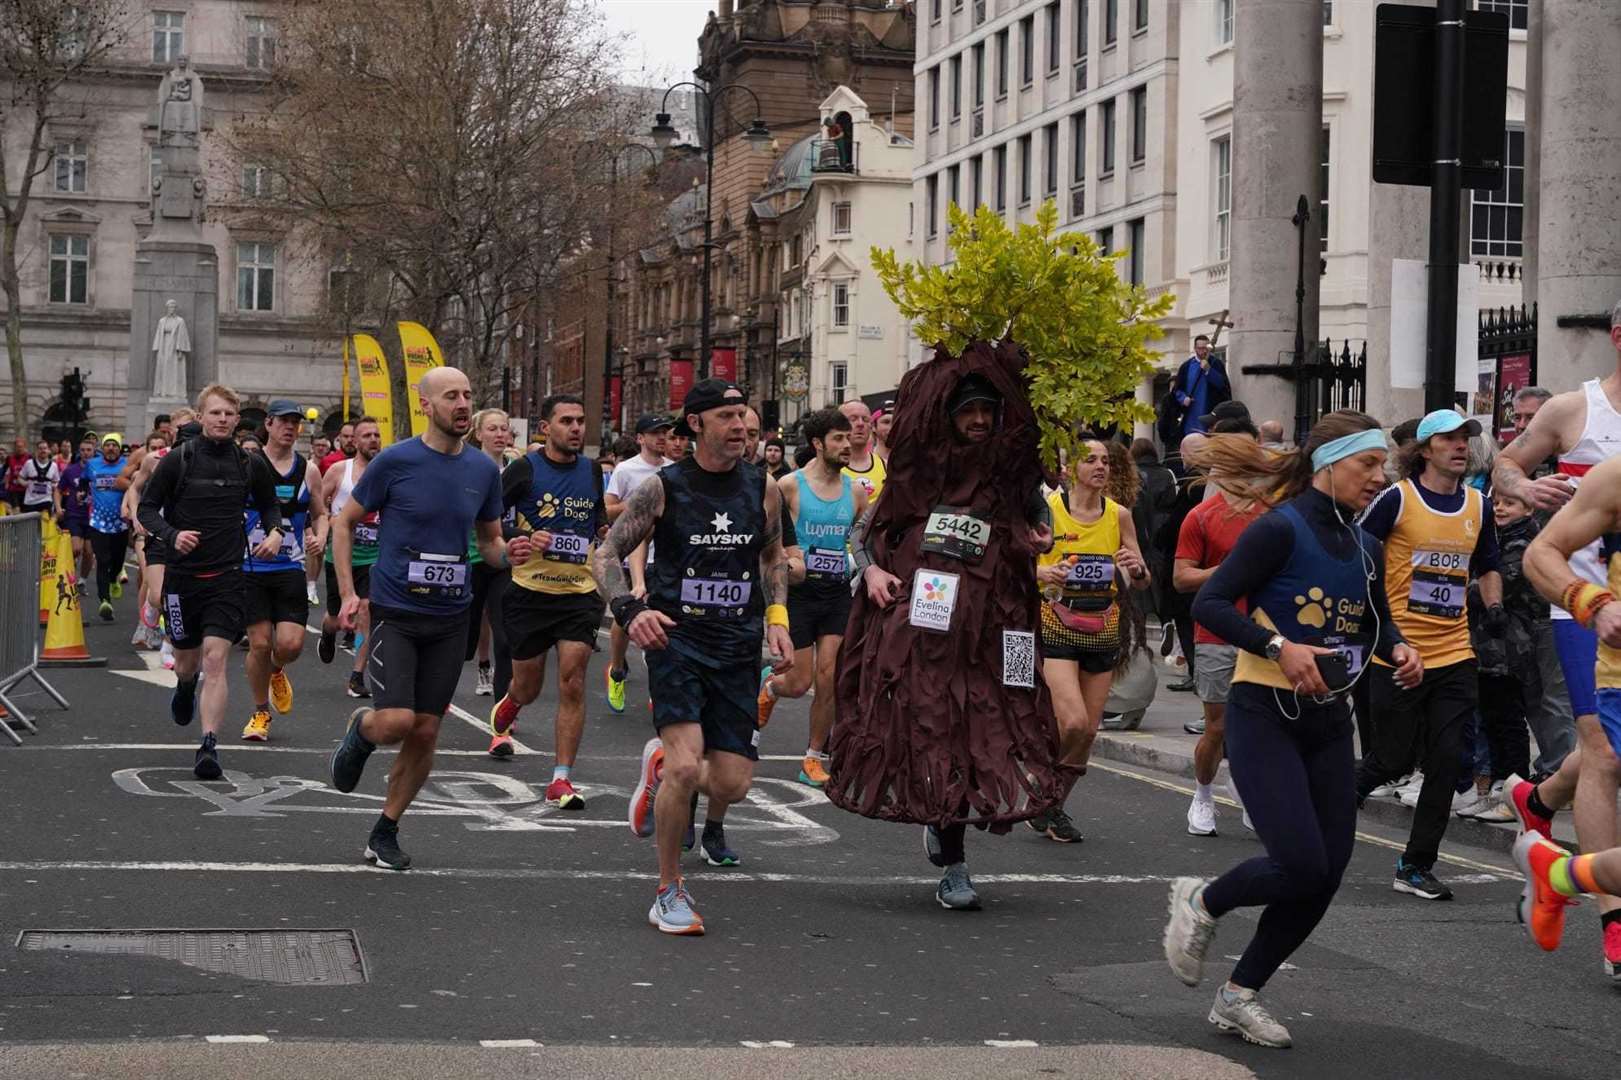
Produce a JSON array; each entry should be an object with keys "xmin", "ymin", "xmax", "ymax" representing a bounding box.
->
[
  {"xmin": 157, "ymin": 57, "xmax": 204, "ymax": 149},
  {"xmin": 153, "ymin": 57, "xmax": 207, "ymax": 226},
  {"xmin": 151, "ymin": 299, "xmax": 191, "ymax": 401}
]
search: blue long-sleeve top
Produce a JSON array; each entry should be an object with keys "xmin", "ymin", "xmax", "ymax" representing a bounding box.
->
[
  {"xmin": 1192, "ymin": 487, "xmax": 1407, "ymax": 662},
  {"xmin": 1173, "ymin": 357, "xmax": 1229, "ymax": 435}
]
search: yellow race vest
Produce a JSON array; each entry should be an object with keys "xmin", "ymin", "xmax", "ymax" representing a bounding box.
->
[
  {"xmin": 1039, "ymin": 492, "xmax": 1121, "ymax": 650},
  {"xmin": 843, "ymin": 453, "xmax": 886, "ymax": 502},
  {"xmin": 1377, "ymin": 479, "xmax": 1482, "ymax": 669}
]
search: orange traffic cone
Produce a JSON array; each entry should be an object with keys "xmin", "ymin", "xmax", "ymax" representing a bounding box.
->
[{"xmin": 41, "ymin": 527, "xmax": 101, "ymax": 664}]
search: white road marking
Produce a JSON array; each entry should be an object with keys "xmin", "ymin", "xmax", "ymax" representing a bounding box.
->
[
  {"xmin": 480, "ymin": 1039, "xmax": 542, "ymax": 1048},
  {"xmin": 109, "ymin": 651, "xmax": 175, "ymax": 687},
  {"xmin": 984, "ymin": 1039, "xmax": 1039, "ymax": 1048},
  {"xmin": 205, "ymin": 1035, "xmax": 269, "ymax": 1044},
  {"xmin": 740, "ymin": 1041, "xmax": 795, "ymax": 1048},
  {"xmin": 0, "ymin": 859, "xmax": 1179, "ymax": 886}
]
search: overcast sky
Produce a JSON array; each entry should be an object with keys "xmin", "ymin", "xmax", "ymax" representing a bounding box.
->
[{"xmin": 600, "ymin": 0, "xmax": 716, "ymax": 86}]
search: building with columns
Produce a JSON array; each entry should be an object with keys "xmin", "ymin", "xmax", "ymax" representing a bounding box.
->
[{"xmin": 0, "ymin": 0, "xmax": 341, "ymax": 440}]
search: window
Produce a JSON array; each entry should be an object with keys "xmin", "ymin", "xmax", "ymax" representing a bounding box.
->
[
  {"xmin": 1071, "ymin": 110, "xmax": 1086, "ymax": 186},
  {"xmin": 996, "ymin": 29, "xmax": 1009, "ymax": 96},
  {"xmin": 1100, "ymin": 100, "xmax": 1116, "ymax": 175},
  {"xmin": 1471, "ymin": 128, "xmax": 1525, "ymax": 258},
  {"xmin": 1130, "ymin": 86, "xmax": 1147, "ymax": 164},
  {"xmin": 950, "ymin": 54, "xmax": 962, "ymax": 119},
  {"xmin": 48, "ymin": 234, "xmax": 89, "ymax": 304},
  {"xmin": 928, "ymin": 66, "xmax": 941, "ymax": 129},
  {"xmin": 1097, "ymin": 226, "xmax": 1113, "ymax": 255},
  {"xmin": 1135, "ymin": 0, "xmax": 1149, "ymax": 32},
  {"xmin": 833, "ymin": 283, "xmax": 850, "ymax": 327},
  {"xmin": 245, "ymin": 16, "xmax": 277, "ymax": 69},
  {"xmin": 973, "ymin": 43, "xmax": 985, "ymax": 108},
  {"xmin": 1322, "ymin": 0, "xmax": 1334, "ymax": 25},
  {"xmin": 971, "ymin": 156, "xmax": 983, "ymax": 208},
  {"xmin": 1020, "ymin": 15, "xmax": 1034, "ymax": 86},
  {"xmin": 947, "ymin": 165, "xmax": 960, "ymax": 220},
  {"xmin": 241, "ymin": 162, "xmax": 272, "ymax": 198},
  {"xmin": 927, "ymin": 174, "xmax": 939, "ymax": 237},
  {"xmin": 1105, "ymin": 0, "xmax": 1118, "ymax": 45},
  {"xmin": 1128, "ymin": 218, "xmax": 1145, "ymax": 284},
  {"xmin": 1046, "ymin": 3, "xmax": 1061, "ymax": 74},
  {"xmin": 931, "ymin": 0, "xmax": 941, "ymax": 21},
  {"xmin": 832, "ymin": 201, "xmax": 852, "ymax": 235},
  {"xmin": 1044, "ymin": 122, "xmax": 1058, "ymax": 196},
  {"xmin": 1477, "ymin": 0, "xmax": 1527, "ymax": 31},
  {"xmin": 54, "ymin": 141, "xmax": 87, "ymax": 193},
  {"xmin": 237, "ymin": 241, "xmax": 276, "ymax": 312},
  {"xmin": 1213, "ymin": 135, "xmax": 1232, "ymax": 260},
  {"xmin": 995, "ymin": 145, "xmax": 1008, "ymax": 211},
  {"xmin": 1018, "ymin": 134, "xmax": 1032, "ymax": 204},
  {"xmin": 1215, "ymin": 0, "xmax": 1234, "ymax": 45},
  {"xmin": 152, "ymin": 10, "xmax": 183, "ymax": 63},
  {"xmin": 1319, "ymin": 125, "xmax": 1331, "ymax": 252},
  {"xmin": 1077, "ymin": 0, "xmax": 1090, "ymax": 56},
  {"xmin": 832, "ymin": 361, "xmax": 849, "ymax": 403}
]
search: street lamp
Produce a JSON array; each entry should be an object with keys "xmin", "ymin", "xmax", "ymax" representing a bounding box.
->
[
  {"xmin": 595, "ymin": 142, "xmax": 660, "ymax": 442},
  {"xmin": 651, "ymin": 81, "xmax": 771, "ymax": 380}
]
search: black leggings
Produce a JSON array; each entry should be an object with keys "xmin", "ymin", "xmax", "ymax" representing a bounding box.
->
[
  {"xmin": 1478, "ymin": 672, "xmax": 1533, "ymax": 782},
  {"xmin": 464, "ymin": 562, "xmax": 512, "ymax": 701},
  {"xmin": 1201, "ymin": 682, "xmax": 1356, "ymax": 992},
  {"xmin": 89, "ymin": 529, "xmax": 130, "ymax": 603}
]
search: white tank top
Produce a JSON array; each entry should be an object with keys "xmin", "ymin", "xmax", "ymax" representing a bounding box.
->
[
  {"xmin": 330, "ymin": 457, "xmax": 358, "ymax": 517},
  {"xmin": 1552, "ymin": 378, "xmax": 1621, "ymax": 615}
]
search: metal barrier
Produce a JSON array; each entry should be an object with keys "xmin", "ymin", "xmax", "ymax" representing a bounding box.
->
[{"xmin": 0, "ymin": 513, "xmax": 69, "ymax": 744}]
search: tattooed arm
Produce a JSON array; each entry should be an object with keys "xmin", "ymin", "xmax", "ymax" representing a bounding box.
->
[
  {"xmin": 850, "ymin": 499, "xmax": 903, "ymax": 609},
  {"xmin": 593, "ymin": 475, "xmax": 675, "ymax": 649},
  {"xmin": 760, "ymin": 477, "xmax": 795, "ymax": 672}
]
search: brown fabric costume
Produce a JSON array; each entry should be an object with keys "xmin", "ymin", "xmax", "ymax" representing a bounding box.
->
[{"xmin": 826, "ymin": 339, "xmax": 1068, "ymax": 832}]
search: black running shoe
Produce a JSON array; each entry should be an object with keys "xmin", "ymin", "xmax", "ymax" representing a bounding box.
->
[
  {"xmin": 346, "ymin": 671, "xmax": 370, "ymax": 698},
  {"xmin": 341, "ymin": 630, "xmax": 356, "ymax": 651},
  {"xmin": 171, "ymin": 677, "xmax": 198, "ymax": 727},
  {"xmin": 193, "ymin": 733, "xmax": 222, "ymax": 780},
  {"xmin": 365, "ymin": 826, "xmax": 411, "ymax": 871},
  {"xmin": 1043, "ymin": 807, "xmax": 1085, "ymax": 843},
  {"xmin": 318, "ymin": 627, "xmax": 336, "ymax": 664},
  {"xmin": 330, "ymin": 708, "xmax": 375, "ymax": 793},
  {"xmin": 1393, "ymin": 858, "xmax": 1453, "ymax": 901}
]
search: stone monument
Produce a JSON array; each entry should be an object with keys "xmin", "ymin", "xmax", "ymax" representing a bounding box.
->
[{"xmin": 126, "ymin": 56, "xmax": 219, "ymax": 434}]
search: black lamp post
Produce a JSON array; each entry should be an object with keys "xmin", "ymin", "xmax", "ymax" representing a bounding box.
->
[
  {"xmin": 598, "ymin": 142, "xmax": 660, "ymax": 442},
  {"xmin": 651, "ymin": 82, "xmax": 772, "ymax": 381}
]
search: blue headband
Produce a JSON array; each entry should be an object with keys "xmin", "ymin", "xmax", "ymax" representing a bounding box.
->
[{"xmin": 1311, "ymin": 428, "xmax": 1387, "ymax": 471}]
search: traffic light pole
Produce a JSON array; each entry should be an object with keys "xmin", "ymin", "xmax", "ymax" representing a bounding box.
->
[{"xmin": 1424, "ymin": 0, "xmax": 1465, "ymax": 411}]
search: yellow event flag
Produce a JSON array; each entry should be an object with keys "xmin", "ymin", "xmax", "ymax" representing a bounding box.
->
[
  {"xmin": 352, "ymin": 333, "xmax": 396, "ymax": 447},
  {"xmin": 397, "ymin": 321, "xmax": 444, "ymax": 437}
]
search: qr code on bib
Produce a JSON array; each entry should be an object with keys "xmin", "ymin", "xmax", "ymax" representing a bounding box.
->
[{"xmin": 1002, "ymin": 630, "xmax": 1036, "ymax": 688}]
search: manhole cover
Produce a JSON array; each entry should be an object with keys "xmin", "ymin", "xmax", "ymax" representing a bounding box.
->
[{"xmin": 15, "ymin": 928, "xmax": 368, "ymax": 985}]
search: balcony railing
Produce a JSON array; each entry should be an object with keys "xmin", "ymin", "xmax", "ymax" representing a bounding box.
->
[{"xmin": 809, "ymin": 137, "xmax": 857, "ymax": 175}]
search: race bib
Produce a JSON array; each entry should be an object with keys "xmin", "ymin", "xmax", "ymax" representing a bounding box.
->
[
  {"xmin": 543, "ymin": 531, "xmax": 591, "ymax": 565},
  {"xmin": 805, "ymin": 547, "xmax": 848, "ymax": 579},
  {"xmin": 1408, "ymin": 548, "xmax": 1466, "ymax": 619},
  {"xmin": 679, "ymin": 575, "xmax": 753, "ymax": 612},
  {"xmin": 1324, "ymin": 637, "xmax": 1367, "ymax": 680},
  {"xmin": 407, "ymin": 554, "xmax": 469, "ymax": 598},
  {"xmin": 908, "ymin": 568, "xmax": 960, "ymax": 632},
  {"xmin": 354, "ymin": 521, "xmax": 379, "ymax": 546},
  {"xmin": 93, "ymin": 476, "xmax": 118, "ymax": 492},
  {"xmin": 247, "ymin": 524, "xmax": 300, "ymax": 557},
  {"xmin": 1063, "ymin": 554, "xmax": 1115, "ymax": 594},
  {"xmin": 920, "ymin": 506, "xmax": 991, "ymax": 563},
  {"xmin": 25, "ymin": 481, "xmax": 52, "ymax": 504}
]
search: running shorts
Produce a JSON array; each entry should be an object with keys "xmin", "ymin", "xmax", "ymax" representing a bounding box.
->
[
  {"xmin": 787, "ymin": 586, "xmax": 851, "ymax": 651},
  {"xmin": 503, "ymin": 587, "xmax": 602, "ymax": 661},
  {"xmin": 146, "ymin": 533, "xmax": 166, "ymax": 566},
  {"xmin": 1039, "ymin": 642, "xmax": 1119, "ymax": 673},
  {"xmin": 366, "ymin": 604, "xmax": 469, "ymax": 717},
  {"xmin": 324, "ymin": 561, "xmax": 371, "ymax": 615},
  {"xmin": 245, "ymin": 567, "xmax": 309, "ymax": 627},
  {"xmin": 1598, "ymin": 689, "xmax": 1621, "ymax": 759},
  {"xmin": 646, "ymin": 641, "xmax": 759, "ymax": 761},
  {"xmin": 163, "ymin": 569, "xmax": 246, "ymax": 650},
  {"xmin": 65, "ymin": 517, "xmax": 91, "ymax": 539},
  {"xmin": 1194, "ymin": 643, "xmax": 1239, "ymax": 704},
  {"xmin": 1552, "ymin": 619, "xmax": 1598, "ymax": 718}
]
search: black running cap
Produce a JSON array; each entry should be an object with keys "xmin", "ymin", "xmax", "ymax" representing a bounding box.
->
[{"xmin": 676, "ymin": 380, "xmax": 746, "ymax": 435}]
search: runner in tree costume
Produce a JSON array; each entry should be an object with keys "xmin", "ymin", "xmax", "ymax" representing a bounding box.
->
[{"xmin": 827, "ymin": 339, "xmax": 1068, "ymax": 910}]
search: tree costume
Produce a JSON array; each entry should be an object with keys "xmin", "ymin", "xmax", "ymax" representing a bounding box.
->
[{"xmin": 826, "ymin": 339, "xmax": 1069, "ymax": 832}]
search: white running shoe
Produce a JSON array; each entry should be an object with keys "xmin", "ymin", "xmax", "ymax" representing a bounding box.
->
[
  {"xmin": 1395, "ymin": 772, "xmax": 1425, "ymax": 798},
  {"xmin": 475, "ymin": 666, "xmax": 494, "ymax": 696},
  {"xmin": 307, "ymin": 581, "xmax": 320, "ymax": 607},
  {"xmin": 1187, "ymin": 797, "xmax": 1218, "ymax": 837},
  {"xmin": 161, "ymin": 640, "xmax": 175, "ymax": 670},
  {"xmin": 1209, "ymin": 985, "xmax": 1293, "ymax": 1048},
  {"xmin": 1369, "ymin": 772, "xmax": 1411, "ymax": 799},
  {"xmin": 1163, "ymin": 877, "xmax": 1217, "ymax": 987}
]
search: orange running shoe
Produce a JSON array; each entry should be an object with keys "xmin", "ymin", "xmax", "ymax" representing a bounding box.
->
[
  {"xmin": 798, "ymin": 755, "xmax": 830, "ymax": 788},
  {"xmin": 628, "ymin": 738, "xmax": 664, "ymax": 838},
  {"xmin": 1511, "ymin": 831, "xmax": 1577, "ymax": 952},
  {"xmin": 756, "ymin": 666, "xmax": 777, "ymax": 729}
]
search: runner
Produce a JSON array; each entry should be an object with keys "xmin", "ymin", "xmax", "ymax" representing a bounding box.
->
[
  {"xmin": 828, "ymin": 352, "xmax": 1065, "ymax": 913},
  {"xmin": 123, "ymin": 411, "xmax": 198, "ymax": 667},
  {"xmin": 59, "ymin": 436, "xmax": 98, "ymax": 588},
  {"xmin": 1493, "ymin": 308, "xmax": 1621, "ymax": 972},
  {"xmin": 320, "ymin": 422, "xmax": 356, "ymax": 473},
  {"xmin": 762, "ymin": 437, "xmax": 791, "ymax": 480},
  {"xmin": 1516, "ymin": 452, "xmax": 1621, "ymax": 976},
  {"xmin": 16, "ymin": 438, "xmax": 62, "ymax": 518},
  {"xmin": 318, "ymin": 417, "xmax": 383, "ymax": 698},
  {"xmin": 743, "ymin": 406, "xmax": 763, "ymax": 464},
  {"xmin": 840, "ymin": 399, "xmax": 886, "ymax": 499},
  {"xmin": 240, "ymin": 401, "xmax": 327, "ymax": 742},
  {"xmin": 1354, "ymin": 410, "xmax": 1501, "ymax": 901},
  {"xmin": 138, "ymin": 385, "xmax": 286, "ymax": 781},
  {"xmin": 1174, "ymin": 434, "xmax": 1271, "ymax": 836},
  {"xmin": 757, "ymin": 407, "xmax": 869, "ymax": 790},
  {"xmin": 596, "ymin": 379, "xmax": 794, "ymax": 935},
  {"xmin": 326, "ymin": 367, "xmax": 530, "ymax": 871},
  {"xmin": 872, "ymin": 399, "xmax": 895, "ymax": 463},
  {"xmin": 465, "ymin": 408, "xmax": 515, "ymax": 701},
  {"xmin": 1165, "ymin": 410, "xmax": 1421, "ymax": 1048},
  {"xmin": 601, "ymin": 414, "xmax": 673, "ymax": 713},
  {"xmin": 1030, "ymin": 434, "xmax": 1152, "ymax": 843},
  {"xmin": 120, "ymin": 432, "xmax": 169, "ymax": 650},
  {"xmin": 489, "ymin": 395, "xmax": 606, "ymax": 785},
  {"xmin": 86, "ymin": 433, "xmax": 131, "ymax": 622}
]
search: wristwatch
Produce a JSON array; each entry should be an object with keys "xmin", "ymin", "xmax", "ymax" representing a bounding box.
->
[{"xmin": 1264, "ymin": 634, "xmax": 1287, "ymax": 662}]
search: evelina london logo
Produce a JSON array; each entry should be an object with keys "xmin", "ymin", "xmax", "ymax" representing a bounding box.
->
[
  {"xmin": 922, "ymin": 576, "xmax": 951, "ymax": 602},
  {"xmin": 1294, "ymin": 587, "xmax": 1334, "ymax": 629}
]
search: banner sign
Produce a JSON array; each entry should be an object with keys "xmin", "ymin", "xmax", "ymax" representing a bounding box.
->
[
  {"xmin": 710, "ymin": 348, "xmax": 737, "ymax": 383},
  {"xmin": 352, "ymin": 334, "xmax": 395, "ymax": 447},
  {"xmin": 1494, "ymin": 353, "xmax": 1533, "ymax": 443},
  {"xmin": 669, "ymin": 359, "xmax": 694, "ymax": 412},
  {"xmin": 397, "ymin": 321, "xmax": 445, "ymax": 437},
  {"xmin": 608, "ymin": 375, "xmax": 623, "ymax": 434}
]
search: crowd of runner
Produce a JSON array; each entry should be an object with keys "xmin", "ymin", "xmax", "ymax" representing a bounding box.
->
[{"xmin": 7, "ymin": 297, "xmax": 1621, "ymax": 1050}]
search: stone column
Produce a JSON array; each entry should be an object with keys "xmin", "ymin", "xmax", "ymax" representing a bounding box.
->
[
  {"xmin": 1536, "ymin": 0, "xmax": 1621, "ymax": 387},
  {"xmin": 1520, "ymin": 0, "xmax": 1542, "ymax": 305},
  {"xmin": 126, "ymin": 239, "xmax": 218, "ymax": 435},
  {"xmin": 1227, "ymin": 0, "xmax": 1323, "ymax": 436}
]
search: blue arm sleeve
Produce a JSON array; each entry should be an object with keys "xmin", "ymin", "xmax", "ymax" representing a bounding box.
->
[
  {"xmin": 1206, "ymin": 359, "xmax": 1231, "ymax": 395},
  {"xmin": 1472, "ymin": 496, "xmax": 1501, "ymax": 576},
  {"xmin": 1191, "ymin": 511, "xmax": 1298, "ymax": 656},
  {"xmin": 1355, "ymin": 484, "xmax": 1401, "ymax": 542}
]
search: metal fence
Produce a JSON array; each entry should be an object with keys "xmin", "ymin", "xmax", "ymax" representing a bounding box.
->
[
  {"xmin": 0, "ymin": 514, "xmax": 68, "ymax": 744},
  {"xmin": 1299, "ymin": 338, "xmax": 1369, "ymax": 431}
]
